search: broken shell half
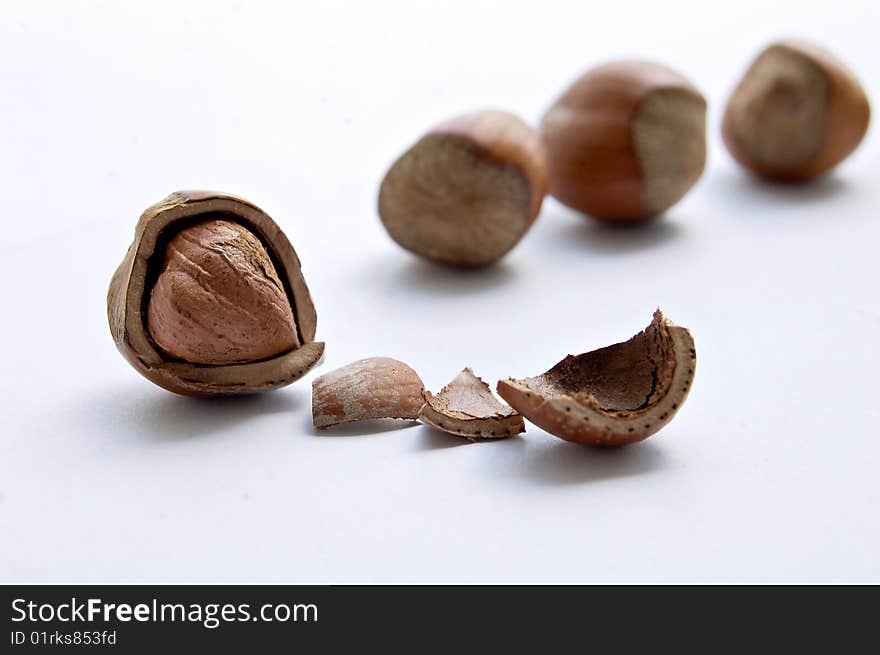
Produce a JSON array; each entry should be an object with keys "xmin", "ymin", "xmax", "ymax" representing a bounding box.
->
[
  {"xmin": 497, "ymin": 311, "xmax": 695, "ymax": 446},
  {"xmin": 419, "ymin": 368, "xmax": 525, "ymax": 439},
  {"xmin": 312, "ymin": 357, "xmax": 425, "ymax": 429},
  {"xmin": 107, "ymin": 191, "xmax": 324, "ymax": 396}
]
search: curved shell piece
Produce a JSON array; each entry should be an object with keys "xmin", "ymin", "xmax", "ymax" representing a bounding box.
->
[
  {"xmin": 497, "ymin": 311, "xmax": 695, "ymax": 446},
  {"xmin": 419, "ymin": 368, "xmax": 525, "ymax": 439},
  {"xmin": 312, "ymin": 357, "xmax": 425, "ymax": 429},
  {"xmin": 107, "ymin": 191, "xmax": 323, "ymax": 396}
]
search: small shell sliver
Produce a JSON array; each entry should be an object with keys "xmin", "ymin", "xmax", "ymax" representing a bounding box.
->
[
  {"xmin": 419, "ymin": 368, "xmax": 525, "ymax": 439},
  {"xmin": 312, "ymin": 357, "xmax": 425, "ymax": 429}
]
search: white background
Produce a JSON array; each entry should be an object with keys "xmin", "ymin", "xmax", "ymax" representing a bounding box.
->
[{"xmin": 1, "ymin": 0, "xmax": 878, "ymax": 583}]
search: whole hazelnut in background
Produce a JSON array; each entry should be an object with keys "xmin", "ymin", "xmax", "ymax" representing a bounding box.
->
[
  {"xmin": 378, "ymin": 109, "xmax": 548, "ymax": 267},
  {"xmin": 541, "ymin": 60, "xmax": 707, "ymax": 222},
  {"xmin": 108, "ymin": 191, "xmax": 324, "ymax": 396},
  {"xmin": 722, "ymin": 40, "xmax": 870, "ymax": 181}
]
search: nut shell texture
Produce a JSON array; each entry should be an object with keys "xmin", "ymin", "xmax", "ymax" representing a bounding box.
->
[
  {"xmin": 722, "ymin": 40, "xmax": 870, "ymax": 180},
  {"xmin": 108, "ymin": 191, "xmax": 323, "ymax": 396},
  {"xmin": 419, "ymin": 368, "xmax": 525, "ymax": 439},
  {"xmin": 497, "ymin": 311, "xmax": 695, "ymax": 446},
  {"xmin": 312, "ymin": 357, "xmax": 425, "ymax": 429},
  {"xmin": 541, "ymin": 61, "xmax": 706, "ymax": 221},
  {"xmin": 378, "ymin": 109, "xmax": 548, "ymax": 267}
]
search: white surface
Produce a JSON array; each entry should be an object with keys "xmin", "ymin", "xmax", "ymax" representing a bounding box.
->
[{"xmin": 1, "ymin": 0, "xmax": 878, "ymax": 583}]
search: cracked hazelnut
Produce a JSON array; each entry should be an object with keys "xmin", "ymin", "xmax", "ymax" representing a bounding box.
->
[
  {"xmin": 378, "ymin": 109, "xmax": 548, "ymax": 267},
  {"xmin": 108, "ymin": 191, "xmax": 324, "ymax": 396},
  {"xmin": 497, "ymin": 310, "xmax": 695, "ymax": 446},
  {"xmin": 541, "ymin": 61, "xmax": 707, "ymax": 221},
  {"xmin": 722, "ymin": 40, "xmax": 870, "ymax": 181}
]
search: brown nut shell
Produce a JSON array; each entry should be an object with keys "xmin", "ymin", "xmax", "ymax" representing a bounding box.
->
[
  {"xmin": 541, "ymin": 61, "xmax": 707, "ymax": 221},
  {"xmin": 419, "ymin": 368, "xmax": 525, "ymax": 439},
  {"xmin": 722, "ymin": 40, "xmax": 871, "ymax": 181},
  {"xmin": 108, "ymin": 191, "xmax": 323, "ymax": 396},
  {"xmin": 312, "ymin": 357, "xmax": 424, "ymax": 429},
  {"xmin": 497, "ymin": 310, "xmax": 695, "ymax": 446},
  {"xmin": 378, "ymin": 109, "xmax": 548, "ymax": 267}
]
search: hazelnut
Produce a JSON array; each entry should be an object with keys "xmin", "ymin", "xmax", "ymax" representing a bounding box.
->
[
  {"xmin": 722, "ymin": 40, "xmax": 870, "ymax": 181},
  {"xmin": 419, "ymin": 368, "xmax": 525, "ymax": 439},
  {"xmin": 378, "ymin": 109, "xmax": 548, "ymax": 267},
  {"xmin": 541, "ymin": 61, "xmax": 707, "ymax": 222},
  {"xmin": 108, "ymin": 191, "xmax": 324, "ymax": 396},
  {"xmin": 497, "ymin": 310, "xmax": 695, "ymax": 446}
]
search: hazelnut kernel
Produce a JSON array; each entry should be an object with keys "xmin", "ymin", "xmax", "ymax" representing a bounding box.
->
[{"xmin": 147, "ymin": 219, "xmax": 299, "ymax": 365}]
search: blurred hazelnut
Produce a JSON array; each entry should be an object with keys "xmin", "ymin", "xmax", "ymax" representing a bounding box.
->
[
  {"xmin": 722, "ymin": 40, "xmax": 870, "ymax": 181},
  {"xmin": 541, "ymin": 60, "xmax": 707, "ymax": 222}
]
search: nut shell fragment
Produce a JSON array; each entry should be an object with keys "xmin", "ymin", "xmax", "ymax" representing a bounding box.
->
[
  {"xmin": 107, "ymin": 191, "xmax": 323, "ymax": 396},
  {"xmin": 312, "ymin": 357, "xmax": 425, "ymax": 429},
  {"xmin": 419, "ymin": 368, "xmax": 525, "ymax": 439},
  {"xmin": 497, "ymin": 311, "xmax": 695, "ymax": 446}
]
